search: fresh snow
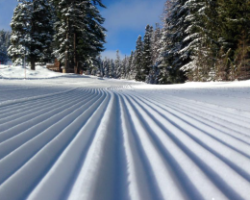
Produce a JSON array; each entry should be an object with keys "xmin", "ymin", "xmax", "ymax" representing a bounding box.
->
[
  {"xmin": 0, "ymin": 66, "xmax": 250, "ymax": 200},
  {"xmin": 0, "ymin": 65, "xmax": 65, "ymax": 79}
]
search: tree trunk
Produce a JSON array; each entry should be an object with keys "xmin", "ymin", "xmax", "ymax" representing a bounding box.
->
[
  {"xmin": 64, "ymin": 17, "xmax": 69, "ymax": 73},
  {"xmin": 74, "ymin": 32, "xmax": 79, "ymax": 74},
  {"xmin": 30, "ymin": 59, "xmax": 35, "ymax": 70},
  {"xmin": 74, "ymin": 62, "xmax": 79, "ymax": 74}
]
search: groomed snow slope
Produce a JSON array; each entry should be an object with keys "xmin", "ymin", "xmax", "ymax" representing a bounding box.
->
[{"xmin": 0, "ymin": 69, "xmax": 250, "ymax": 200}]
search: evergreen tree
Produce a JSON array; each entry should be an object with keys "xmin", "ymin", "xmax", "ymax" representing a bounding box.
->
[
  {"xmin": 142, "ymin": 25, "xmax": 153, "ymax": 82},
  {"xmin": 151, "ymin": 23, "xmax": 162, "ymax": 65},
  {"xmin": 181, "ymin": 0, "xmax": 216, "ymax": 81},
  {"xmin": 161, "ymin": 0, "xmax": 190, "ymax": 83},
  {"xmin": 109, "ymin": 59, "xmax": 115, "ymax": 77},
  {"xmin": 0, "ymin": 30, "xmax": 11, "ymax": 64},
  {"xmin": 8, "ymin": 0, "xmax": 54, "ymax": 69},
  {"xmin": 149, "ymin": 23, "xmax": 162, "ymax": 84},
  {"xmin": 78, "ymin": 0, "xmax": 250, "ymax": 83},
  {"xmin": 134, "ymin": 35, "xmax": 144, "ymax": 81},
  {"xmin": 157, "ymin": 0, "xmax": 175, "ymax": 84},
  {"xmin": 114, "ymin": 50, "xmax": 121, "ymax": 78},
  {"xmin": 120, "ymin": 55, "xmax": 127, "ymax": 79},
  {"xmin": 102, "ymin": 57, "xmax": 109, "ymax": 77},
  {"xmin": 126, "ymin": 51, "xmax": 134, "ymax": 79},
  {"xmin": 216, "ymin": 0, "xmax": 250, "ymax": 80},
  {"xmin": 233, "ymin": 31, "xmax": 250, "ymax": 80},
  {"xmin": 8, "ymin": 2, "xmax": 30, "ymax": 66},
  {"xmin": 51, "ymin": 0, "xmax": 106, "ymax": 73}
]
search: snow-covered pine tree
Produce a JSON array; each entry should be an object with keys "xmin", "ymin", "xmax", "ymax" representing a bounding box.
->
[
  {"xmin": 157, "ymin": 0, "xmax": 174, "ymax": 84},
  {"xmin": 120, "ymin": 55, "xmax": 128, "ymax": 79},
  {"xmin": 142, "ymin": 25, "xmax": 154, "ymax": 83},
  {"xmin": 101, "ymin": 58, "xmax": 114, "ymax": 77},
  {"xmin": 180, "ymin": 0, "xmax": 215, "ymax": 81},
  {"xmin": 8, "ymin": 2, "xmax": 30, "ymax": 66},
  {"xmin": 151, "ymin": 23, "xmax": 162, "ymax": 65},
  {"xmin": 51, "ymin": 0, "xmax": 106, "ymax": 73},
  {"xmin": 93, "ymin": 56, "xmax": 103, "ymax": 77},
  {"xmin": 134, "ymin": 35, "xmax": 144, "ymax": 81},
  {"xmin": 130, "ymin": 53, "xmax": 138, "ymax": 80},
  {"xmin": 102, "ymin": 57, "xmax": 109, "ymax": 77},
  {"xmin": 216, "ymin": 0, "xmax": 250, "ymax": 80},
  {"xmin": 109, "ymin": 59, "xmax": 115, "ymax": 77},
  {"xmin": 30, "ymin": 0, "xmax": 54, "ymax": 69},
  {"xmin": 0, "ymin": 30, "xmax": 11, "ymax": 64},
  {"xmin": 114, "ymin": 50, "xmax": 121, "ymax": 78},
  {"xmin": 51, "ymin": 0, "xmax": 80, "ymax": 73},
  {"xmin": 149, "ymin": 23, "xmax": 162, "ymax": 84},
  {"xmin": 76, "ymin": 0, "xmax": 106, "ymax": 73},
  {"xmin": 124, "ymin": 55, "xmax": 131, "ymax": 79},
  {"xmin": 159, "ymin": 0, "xmax": 190, "ymax": 83},
  {"xmin": 8, "ymin": 0, "xmax": 54, "ymax": 70},
  {"xmin": 126, "ymin": 51, "xmax": 134, "ymax": 79}
]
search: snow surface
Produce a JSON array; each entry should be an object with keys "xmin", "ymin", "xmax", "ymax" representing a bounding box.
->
[
  {"xmin": 0, "ymin": 65, "xmax": 65, "ymax": 79},
  {"xmin": 0, "ymin": 66, "xmax": 250, "ymax": 200}
]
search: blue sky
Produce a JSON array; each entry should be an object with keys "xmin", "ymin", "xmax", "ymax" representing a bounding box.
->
[
  {"xmin": 101, "ymin": 0, "xmax": 165, "ymax": 59},
  {"xmin": 0, "ymin": 0, "xmax": 165, "ymax": 59}
]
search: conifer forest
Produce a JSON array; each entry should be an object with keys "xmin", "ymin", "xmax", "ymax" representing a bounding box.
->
[{"xmin": 0, "ymin": 0, "xmax": 249, "ymax": 83}]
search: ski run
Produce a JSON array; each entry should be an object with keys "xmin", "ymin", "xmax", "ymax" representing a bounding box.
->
[{"xmin": 0, "ymin": 67, "xmax": 250, "ymax": 200}]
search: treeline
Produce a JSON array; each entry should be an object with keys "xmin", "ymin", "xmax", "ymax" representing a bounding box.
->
[
  {"xmin": 87, "ymin": 50, "xmax": 137, "ymax": 80},
  {"xmin": 8, "ymin": 0, "xmax": 106, "ymax": 71},
  {"xmin": 89, "ymin": 24, "xmax": 162, "ymax": 81},
  {"xmin": 0, "ymin": 30, "xmax": 11, "ymax": 64},
  {"xmin": 94, "ymin": 0, "xmax": 250, "ymax": 83}
]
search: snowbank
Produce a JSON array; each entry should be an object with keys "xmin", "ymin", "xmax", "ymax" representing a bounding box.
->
[
  {"xmin": 0, "ymin": 64, "xmax": 249, "ymax": 89},
  {"xmin": 132, "ymin": 80, "xmax": 250, "ymax": 89},
  {"xmin": 0, "ymin": 65, "xmax": 64, "ymax": 79}
]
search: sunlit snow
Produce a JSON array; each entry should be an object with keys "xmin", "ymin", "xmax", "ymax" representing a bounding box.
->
[{"xmin": 0, "ymin": 65, "xmax": 250, "ymax": 200}]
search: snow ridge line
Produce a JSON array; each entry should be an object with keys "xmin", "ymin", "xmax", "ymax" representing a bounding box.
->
[
  {"xmin": 137, "ymin": 92, "xmax": 250, "ymax": 133},
  {"xmin": 0, "ymin": 91, "xmax": 108, "ymax": 199},
  {"xmin": 0, "ymin": 88, "xmax": 76, "ymax": 107},
  {"xmin": 136, "ymin": 90, "xmax": 250, "ymax": 121},
  {"xmin": 0, "ymin": 89, "xmax": 91, "ymax": 137},
  {"xmin": 0, "ymin": 89, "xmax": 90, "ymax": 128},
  {"xmin": 0, "ymin": 82, "xmax": 249, "ymax": 200},
  {"xmin": 129, "ymin": 92, "xmax": 250, "ymax": 147},
  {"xmin": 0, "ymin": 90, "xmax": 98, "ymax": 159},
  {"xmin": 137, "ymin": 93, "xmax": 250, "ymax": 145},
  {"xmin": 123, "ymin": 93, "xmax": 249, "ymax": 200},
  {"xmin": 0, "ymin": 88, "xmax": 87, "ymax": 118},
  {"xmin": 127, "ymin": 94, "xmax": 250, "ymax": 181},
  {"xmin": 0, "ymin": 90, "xmax": 104, "ymax": 186},
  {"xmin": 25, "ymin": 91, "xmax": 111, "ymax": 200}
]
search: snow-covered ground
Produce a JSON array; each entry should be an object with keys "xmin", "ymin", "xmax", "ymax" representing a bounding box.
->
[
  {"xmin": 0, "ymin": 65, "xmax": 65, "ymax": 79},
  {"xmin": 0, "ymin": 66, "xmax": 250, "ymax": 200}
]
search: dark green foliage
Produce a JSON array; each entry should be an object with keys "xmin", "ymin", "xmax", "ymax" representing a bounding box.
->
[
  {"xmin": 156, "ymin": 0, "xmax": 191, "ymax": 84},
  {"xmin": 134, "ymin": 36, "xmax": 144, "ymax": 81},
  {"xmin": 215, "ymin": 0, "xmax": 250, "ymax": 80},
  {"xmin": 92, "ymin": 0, "xmax": 250, "ymax": 83},
  {"xmin": 0, "ymin": 30, "xmax": 11, "ymax": 64},
  {"xmin": 8, "ymin": 0, "xmax": 54, "ymax": 69},
  {"xmin": 51, "ymin": 0, "xmax": 106, "ymax": 73},
  {"xmin": 141, "ymin": 25, "xmax": 153, "ymax": 81}
]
